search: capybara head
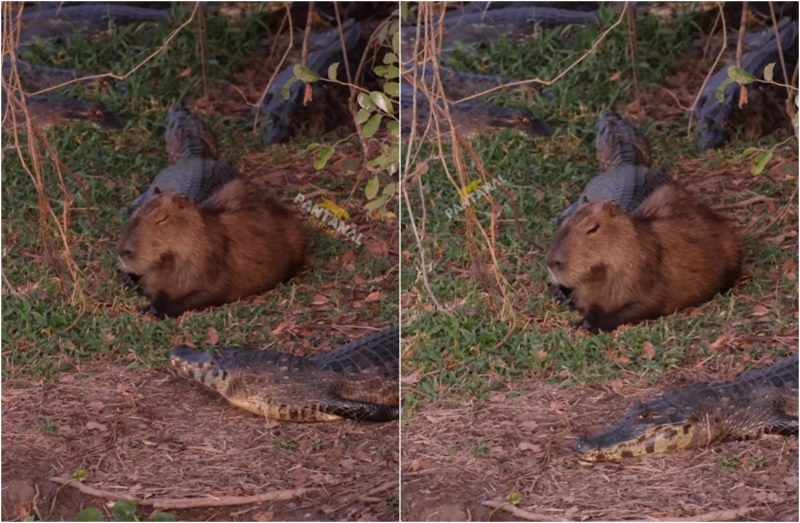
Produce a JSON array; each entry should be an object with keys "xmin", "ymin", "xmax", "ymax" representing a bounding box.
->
[
  {"xmin": 546, "ymin": 200, "xmax": 633, "ymax": 288},
  {"xmin": 117, "ymin": 190, "xmax": 203, "ymax": 275}
]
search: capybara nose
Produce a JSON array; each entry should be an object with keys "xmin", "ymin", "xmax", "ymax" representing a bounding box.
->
[{"xmin": 546, "ymin": 253, "xmax": 563, "ymax": 270}]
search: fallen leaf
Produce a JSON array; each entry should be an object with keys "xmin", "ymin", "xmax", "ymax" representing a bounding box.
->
[
  {"xmin": 86, "ymin": 421, "xmax": 107, "ymax": 432},
  {"xmin": 179, "ymin": 67, "xmax": 192, "ymax": 78},
  {"xmin": 206, "ymin": 327, "xmax": 219, "ymax": 345},
  {"xmin": 641, "ymin": 341, "xmax": 656, "ymax": 360},
  {"xmin": 364, "ymin": 290, "xmax": 384, "ymax": 303},
  {"xmin": 518, "ymin": 441, "xmax": 541, "ymax": 452},
  {"xmin": 312, "ymin": 294, "xmax": 329, "ymax": 305},
  {"xmin": 489, "ymin": 393, "xmax": 506, "ymax": 403},
  {"xmin": 401, "ymin": 373, "xmax": 419, "ymax": 384},
  {"xmin": 710, "ymin": 333, "xmax": 731, "ymax": 350},
  {"xmin": 519, "ymin": 421, "xmax": 538, "ymax": 431},
  {"xmin": 271, "ymin": 321, "xmax": 290, "ymax": 336},
  {"xmin": 610, "ymin": 379, "xmax": 624, "ymax": 394},
  {"xmin": 751, "ymin": 304, "xmax": 770, "ymax": 317}
]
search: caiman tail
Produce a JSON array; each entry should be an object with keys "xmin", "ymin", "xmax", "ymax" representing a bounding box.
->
[
  {"xmin": 573, "ymin": 354, "xmax": 798, "ymax": 461},
  {"xmin": 170, "ymin": 327, "xmax": 399, "ymax": 423}
]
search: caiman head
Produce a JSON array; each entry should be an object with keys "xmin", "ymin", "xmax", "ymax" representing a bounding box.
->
[
  {"xmin": 170, "ymin": 345, "xmax": 231, "ymax": 395},
  {"xmin": 573, "ymin": 395, "xmax": 712, "ymax": 461}
]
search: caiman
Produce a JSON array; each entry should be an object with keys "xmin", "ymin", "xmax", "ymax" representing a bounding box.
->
[
  {"xmin": 170, "ymin": 326, "xmax": 399, "ymax": 422},
  {"xmin": 574, "ymin": 354, "xmax": 799, "ymax": 461}
]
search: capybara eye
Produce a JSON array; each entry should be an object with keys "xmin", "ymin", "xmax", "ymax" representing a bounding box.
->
[
  {"xmin": 155, "ymin": 215, "xmax": 168, "ymax": 225},
  {"xmin": 587, "ymin": 223, "xmax": 599, "ymax": 235}
]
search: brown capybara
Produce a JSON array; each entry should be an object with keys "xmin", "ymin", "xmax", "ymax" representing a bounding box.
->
[
  {"xmin": 117, "ymin": 178, "xmax": 306, "ymax": 317},
  {"xmin": 546, "ymin": 184, "xmax": 741, "ymax": 332}
]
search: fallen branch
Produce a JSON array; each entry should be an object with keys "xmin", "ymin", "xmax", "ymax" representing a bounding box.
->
[
  {"xmin": 481, "ymin": 500, "xmax": 561, "ymax": 521},
  {"xmin": 670, "ymin": 506, "xmax": 761, "ymax": 522},
  {"xmin": 49, "ymin": 476, "xmax": 315, "ymax": 510},
  {"xmin": 713, "ymin": 194, "xmax": 773, "ymax": 210}
]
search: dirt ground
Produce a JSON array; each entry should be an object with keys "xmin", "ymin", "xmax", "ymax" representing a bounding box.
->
[
  {"xmin": 401, "ymin": 361, "xmax": 798, "ymax": 522},
  {"xmin": 1, "ymin": 364, "xmax": 398, "ymax": 521}
]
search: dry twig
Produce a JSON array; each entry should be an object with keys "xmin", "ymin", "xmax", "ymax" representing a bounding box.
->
[
  {"xmin": 49, "ymin": 476, "xmax": 315, "ymax": 510},
  {"xmin": 482, "ymin": 500, "xmax": 560, "ymax": 521}
]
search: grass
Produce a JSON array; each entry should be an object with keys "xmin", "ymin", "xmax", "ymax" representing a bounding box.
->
[
  {"xmin": 402, "ymin": 5, "xmax": 798, "ymax": 408},
  {"xmin": 2, "ymin": 6, "xmax": 398, "ymax": 383}
]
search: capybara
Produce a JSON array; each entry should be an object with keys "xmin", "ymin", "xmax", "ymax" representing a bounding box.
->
[
  {"xmin": 117, "ymin": 178, "xmax": 306, "ymax": 317},
  {"xmin": 546, "ymin": 185, "xmax": 741, "ymax": 332}
]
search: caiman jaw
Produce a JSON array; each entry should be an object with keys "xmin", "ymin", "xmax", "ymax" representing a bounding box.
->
[
  {"xmin": 575, "ymin": 420, "xmax": 703, "ymax": 461},
  {"xmin": 170, "ymin": 346, "xmax": 229, "ymax": 394}
]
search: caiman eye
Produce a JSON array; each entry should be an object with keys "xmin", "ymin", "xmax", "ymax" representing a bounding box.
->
[
  {"xmin": 587, "ymin": 223, "xmax": 599, "ymax": 235},
  {"xmin": 636, "ymin": 411, "xmax": 656, "ymax": 422}
]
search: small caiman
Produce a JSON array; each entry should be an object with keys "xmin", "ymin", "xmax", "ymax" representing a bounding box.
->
[
  {"xmin": 170, "ymin": 327, "xmax": 399, "ymax": 422},
  {"xmin": 574, "ymin": 354, "xmax": 798, "ymax": 461}
]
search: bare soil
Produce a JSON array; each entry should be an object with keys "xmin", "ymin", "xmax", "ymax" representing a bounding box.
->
[
  {"xmin": 401, "ymin": 363, "xmax": 798, "ymax": 521},
  {"xmin": 2, "ymin": 365, "xmax": 398, "ymax": 521}
]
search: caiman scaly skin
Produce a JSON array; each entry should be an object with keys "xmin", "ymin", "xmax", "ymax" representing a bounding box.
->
[
  {"xmin": 128, "ymin": 108, "xmax": 235, "ymax": 213},
  {"xmin": 164, "ymin": 106, "xmax": 220, "ymax": 163},
  {"xmin": 557, "ymin": 113, "xmax": 672, "ymax": 224},
  {"xmin": 574, "ymin": 354, "xmax": 799, "ymax": 461},
  {"xmin": 594, "ymin": 112, "xmax": 653, "ymax": 171},
  {"xmin": 127, "ymin": 157, "xmax": 238, "ymax": 213},
  {"xmin": 170, "ymin": 327, "xmax": 399, "ymax": 422}
]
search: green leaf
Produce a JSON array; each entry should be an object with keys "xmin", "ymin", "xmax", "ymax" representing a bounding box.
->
[
  {"xmin": 72, "ymin": 468, "xmax": 89, "ymax": 481},
  {"xmin": 355, "ymin": 108, "xmax": 372, "ymax": 124},
  {"xmin": 313, "ymin": 147, "xmax": 335, "ymax": 171},
  {"xmin": 387, "ymin": 120, "xmax": 400, "ymax": 138},
  {"xmin": 727, "ymin": 65, "xmax": 756, "ymax": 85},
  {"xmin": 23, "ymin": 515, "xmax": 36, "ymax": 522},
  {"xmin": 364, "ymin": 194, "xmax": 389, "ymax": 212},
  {"xmin": 383, "ymin": 65, "xmax": 399, "ymax": 79},
  {"xmin": 280, "ymin": 76, "xmax": 298, "ymax": 101},
  {"xmin": 357, "ymin": 92, "xmax": 375, "ymax": 110},
  {"xmin": 152, "ymin": 513, "xmax": 176, "ymax": 522},
  {"xmin": 362, "ymin": 113, "xmax": 383, "ymax": 138},
  {"xmin": 377, "ymin": 23, "xmax": 389, "ymax": 45},
  {"xmin": 365, "ymin": 175, "xmax": 380, "ymax": 200},
  {"xmin": 392, "ymin": 26, "xmax": 400, "ymax": 55},
  {"xmin": 327, "ymin": 62, "xmax": 339, "ymax": 81},
  {"xmin": 369, "ymin": 91, "xmax": 394, "ymax": 115},
  {"xmin": 505, "ymin": 491, "xmax": 523, "ymax": 505},
  {"xmin": 763, "ymin": 62, "xmax": 775, "ymax": 83},
  {"xmin": 293, "ymin": 64, "xmax": 320, "ymax": 83},
  {"xmin": 111, "ymin": 500, "xmax": 137, "ymax": 522},
  {"xmin": 382, "ymin": 182, "xmax": 397, "ymax": 196},
  {"xmin": 383, "ymin": 52, "xmax": 398, "ymax": 65},
  {"xmin": 714, "ymin": 77, "xmax": 733, "ymax": 103},
  {"xmin": 384, "ymin": 82, "xmax": 400, "ymax": 97},
  {"xmin": 750, "ymin": 150, "xmax": 772, "ymax": 175},
  {"xmin": 76, "ymin": 507, "xmax": 104, "ymax": 522}
]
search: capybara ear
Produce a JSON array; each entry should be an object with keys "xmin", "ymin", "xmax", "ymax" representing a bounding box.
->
[
  {"xmin": 153, "ymin": 186, "xmax": 162, "ymax": 196},
  {"xmin": 603, "ymin": 200, "xmax": 621, "ymax": 216},
  {"xmin": 174, "ymin": 194, "xmax": 191, "ymax": 209}
]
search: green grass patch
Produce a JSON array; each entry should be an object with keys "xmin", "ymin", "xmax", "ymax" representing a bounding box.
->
[
  {"xmin": 402, "ymin": 6, "xmax": 797, "ymax": 409},
  {"xmin": 3, "ymin": 8, "xmax": 397, "ymax": 383}
]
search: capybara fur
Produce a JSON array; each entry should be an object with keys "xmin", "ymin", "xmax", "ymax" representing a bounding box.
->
[
  {"xmin": 546, "ymin": 185, "xmax": 741, "ymax": 332},
  {"xmin": 117, "ymin": 178, "xmax": 306, "ymax": 317}
]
